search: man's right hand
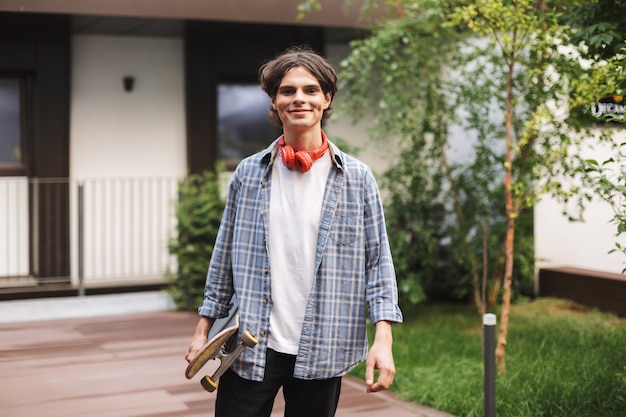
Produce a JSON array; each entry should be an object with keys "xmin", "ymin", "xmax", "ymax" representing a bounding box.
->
[{"xmin": 185, "ymin": 316, "xmax": 214, "ymax": 362}]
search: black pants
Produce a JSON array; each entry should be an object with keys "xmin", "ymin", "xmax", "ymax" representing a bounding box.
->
[{"xmin": 215, "ymin": 348, "xmax": 342, "ymax": 417}]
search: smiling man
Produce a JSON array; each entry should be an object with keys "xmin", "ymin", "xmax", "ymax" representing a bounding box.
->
[{"xmin": 185, "ymin": 46, "xmax": 403, "ymax": 417}]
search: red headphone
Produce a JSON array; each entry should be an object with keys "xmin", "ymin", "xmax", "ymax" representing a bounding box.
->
[{"xmin": 278, "ymin": 132, "xmax": 329, "ymax": 173}]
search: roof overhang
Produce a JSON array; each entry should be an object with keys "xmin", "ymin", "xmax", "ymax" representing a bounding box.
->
[{"xmin": 0, "ymin": 0, "xmax": 393, "ymax": 28}]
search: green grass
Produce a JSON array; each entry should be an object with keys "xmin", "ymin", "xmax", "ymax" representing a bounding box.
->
[{"xmin": 351, "ymin": 298, "xmax": 626, "ymax": 417}]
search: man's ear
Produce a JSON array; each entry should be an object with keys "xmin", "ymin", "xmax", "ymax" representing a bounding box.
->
[{"xmin": 324, "ymin": 93, "xmax": 332, "ymax": 109}]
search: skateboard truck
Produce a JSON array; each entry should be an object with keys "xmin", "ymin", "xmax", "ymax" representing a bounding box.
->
[{"xmin": 200, "ymin": 330, "xmax": 258, "ymax": 392}]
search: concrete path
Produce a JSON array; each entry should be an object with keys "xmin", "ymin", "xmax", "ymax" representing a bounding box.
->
[{"xmin": 0, "ymin": 292, "xmax": 454, "ymax": 417}]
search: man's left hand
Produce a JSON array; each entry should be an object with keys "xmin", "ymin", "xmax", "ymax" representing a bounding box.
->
[{"xmin": 365, "ymin": 320, "xmax": 396, "ymax": 393}]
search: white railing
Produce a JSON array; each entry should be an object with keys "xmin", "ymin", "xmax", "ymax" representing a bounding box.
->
[
  {"xmin": 0, "ymin": 177, "xmax": 181, "ymax": 289},
  {"xmin": 0, "ymin": 178, "xmax": 29, "ymax": 278}
]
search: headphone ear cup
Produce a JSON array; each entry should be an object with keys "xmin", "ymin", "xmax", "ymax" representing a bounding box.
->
[
  {"xmin": 295, "ymin": 151, "xmax": 314, "ymax": 173},
  {"xmin": 280, "ymin": 145, "xmax": 296, "ymax": 168}
]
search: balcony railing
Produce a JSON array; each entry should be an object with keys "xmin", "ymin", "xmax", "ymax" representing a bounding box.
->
[{"xmin": 0, "ymin": 177, "xmax": 181, "ymax": 292}]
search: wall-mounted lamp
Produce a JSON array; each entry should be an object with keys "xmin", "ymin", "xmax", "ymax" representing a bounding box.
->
[{"xmin": 123, "ymin": 76, "xmax": 135, "ymax": 93}]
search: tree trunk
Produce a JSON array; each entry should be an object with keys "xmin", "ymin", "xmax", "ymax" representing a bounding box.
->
[
  {"xmin": 495, "ymin": 216, "xmax": 515, "ymax": 374},
  {"xmin": 495, "ymin": 56, "xmax": 517, "ymax": 375}
]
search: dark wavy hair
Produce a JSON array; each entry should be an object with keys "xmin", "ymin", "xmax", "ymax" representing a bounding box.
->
[{"xmin": 258, "ymin": 46, "xmax": 338, "ymax": 128}]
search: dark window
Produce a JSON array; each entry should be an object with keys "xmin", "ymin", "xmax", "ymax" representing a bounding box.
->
[
  {"xmin": 0, "ymin": 79, "xmax": 21, "ymax": 163},
  {"xmin": 0, "ymin": 76, "xmax": 29, "ymax": 176},
  {"xmin": 217, "ymin": 83, "xmax": 281, "ymax": 169}
]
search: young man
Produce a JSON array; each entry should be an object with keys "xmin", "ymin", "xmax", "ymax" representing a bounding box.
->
[{"xmin": 185, "ymin": 46, "xmax": 403, "ymax": 417}]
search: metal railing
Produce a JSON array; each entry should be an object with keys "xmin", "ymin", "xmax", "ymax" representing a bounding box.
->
[
  {"xmin": 0, "ymin": 178, "xmax": 29, "ymax": 280},
  {"xmin": 0, "ymin": 177, "xmax": 181, "ymax": 290}
]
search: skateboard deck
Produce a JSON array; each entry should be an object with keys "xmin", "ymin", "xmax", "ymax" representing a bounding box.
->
[{"xmin": 185, "ymin": 315, "xmax": 258, "ymax": 392}]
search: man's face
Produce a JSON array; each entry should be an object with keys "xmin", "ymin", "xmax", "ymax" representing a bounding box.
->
[{"xmin": 272, "ymin": 66, "xmax": 331, "ymax": 133}]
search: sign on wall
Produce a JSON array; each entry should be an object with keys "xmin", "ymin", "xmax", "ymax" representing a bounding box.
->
[{"xmin": 589, "ymin": 94, "xmax": 625, "ymax": 122}]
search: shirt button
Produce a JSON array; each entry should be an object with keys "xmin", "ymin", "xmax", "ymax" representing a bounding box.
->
[
  {"xmin": 260, "ymin": 330, "xmax": 266, "ymax": 337},
  {"xmin": 263, "ymin": 268, "xmax": 270, "ymax": 274},
  {"xmin": 262, "ymin": 298, "xmax": 269, "ymax": 305}
]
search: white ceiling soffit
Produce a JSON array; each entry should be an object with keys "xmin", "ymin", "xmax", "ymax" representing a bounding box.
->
[{"xmin": 0, "ymin": 0, "xmax": 394, "ymax": 28}]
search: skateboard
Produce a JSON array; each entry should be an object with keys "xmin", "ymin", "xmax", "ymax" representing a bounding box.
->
[{"xmin": 185, "ymin": 315, "xmax": 258, "ymax": 393}]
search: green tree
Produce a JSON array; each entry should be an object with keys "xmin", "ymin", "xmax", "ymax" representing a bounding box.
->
[
  {"xmin": 448, "ymin": 0, "xmax": 568, "ymax": 375},
  {"xmin": 561, "ymin": 0, "xmax": 626, "ymax": 62}
]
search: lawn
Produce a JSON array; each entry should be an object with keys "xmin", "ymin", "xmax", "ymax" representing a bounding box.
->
[{"xmin": 352, "ymin": 298, "xmax": 626, "ymax": 417}]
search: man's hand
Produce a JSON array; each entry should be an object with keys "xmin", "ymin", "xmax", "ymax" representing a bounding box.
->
[
  {"xmin": 185, "ymin": 316, "xmax": 214, "ymax": 362},
  {"xmin": 365, "ymin": 320, "xmax": 396, "ymax": 393}
]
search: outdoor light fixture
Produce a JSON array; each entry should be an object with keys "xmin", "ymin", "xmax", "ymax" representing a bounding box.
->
[{"xmin": 123, "ymin": 76, "xmax": 135, "ymax": 92}]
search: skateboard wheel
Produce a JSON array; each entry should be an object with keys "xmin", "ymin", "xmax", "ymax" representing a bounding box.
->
[
  {"xmin": 201, "ymin": 376, "xmax": 218, "ymax": 393},
  {"xmin": 242, "ymin": 331, "xmax": 258, "ymax": 348}
]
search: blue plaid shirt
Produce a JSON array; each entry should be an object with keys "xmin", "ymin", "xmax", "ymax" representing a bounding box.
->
[{"xmin": 199, "ymin": 138, "xmax": 403, "ymax": 381}]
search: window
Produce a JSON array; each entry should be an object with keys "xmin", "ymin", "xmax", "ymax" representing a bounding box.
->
[
  {"xmin": 217, "ymin": 83, "xmax": 281, "ymax": 169},
  {"xmin": 0, "ymin": 76, "xmax": 28, "ymax": 176}
]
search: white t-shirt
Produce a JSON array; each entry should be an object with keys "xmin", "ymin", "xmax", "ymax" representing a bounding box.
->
[{"xmin": 267, "ymin": 151, "xmax": 331, "ymax": 355}]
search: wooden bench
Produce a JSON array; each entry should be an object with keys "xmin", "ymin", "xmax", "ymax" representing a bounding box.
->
[{"xmin": 538, "ymin": 267, "xmax": 626, "ymax": 317}]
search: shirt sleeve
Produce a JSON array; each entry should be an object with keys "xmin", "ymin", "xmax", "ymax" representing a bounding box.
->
[
  {"xmin": 363, "ymin": 170, "xmax": 403, "ymax": 325},
  {"xmin": 198, "ymin": 170, "xmax": 240, "ymax": 319}
]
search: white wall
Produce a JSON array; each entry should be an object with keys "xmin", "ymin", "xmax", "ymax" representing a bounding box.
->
[
  {"xmin": 535, "ymin": 128, "xmax": 626, "ymax": 274},
  {"xmin": 71, "ymin": 35, "xmax": 186, "ymax": 179},
  {"xmin": 69, "ymin": 35, "xmax": 187, "ymax": 285}
]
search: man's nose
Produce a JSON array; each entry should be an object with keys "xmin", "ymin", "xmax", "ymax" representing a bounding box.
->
[{"xmin": 294, "ymin": 89, "xmax": 305, "ymax": 101}]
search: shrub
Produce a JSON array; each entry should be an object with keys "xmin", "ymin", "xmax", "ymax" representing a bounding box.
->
[{"xmin": 165, "ymin": 170, "xmax": 225, "ymax": 311}]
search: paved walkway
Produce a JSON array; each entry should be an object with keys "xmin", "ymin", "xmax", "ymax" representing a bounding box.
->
[{"xmin": 0, "ymin": 292, "xmax": 454, "ymax": 417}]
